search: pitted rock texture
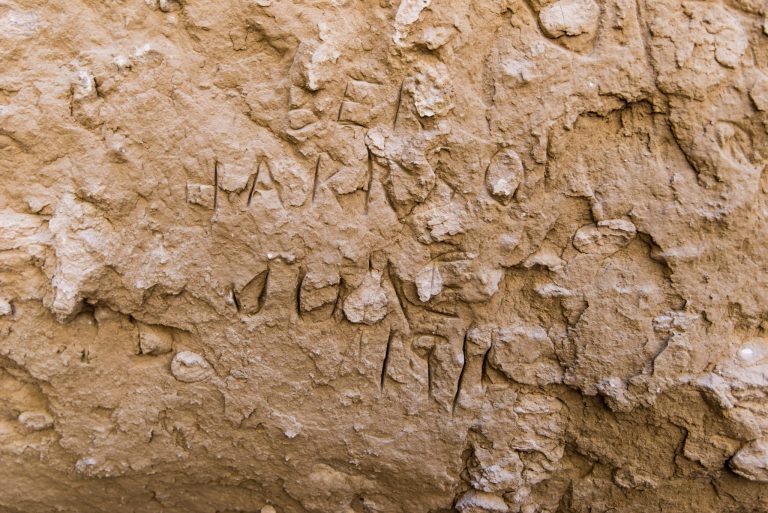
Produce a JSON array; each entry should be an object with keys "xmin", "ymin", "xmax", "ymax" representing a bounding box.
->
[{"xmin": 1, "ymin": 0, "xmax": 768, "ymax": 512}]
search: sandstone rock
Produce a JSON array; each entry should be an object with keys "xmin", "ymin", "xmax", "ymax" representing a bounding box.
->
[
  {"xmin": 18, "ymin": 411, "xmax": 53, "ymax": 432},
  {"xmin": 485, "ymin": 149, "xmax": 523, "ymax": 206},
  {"xmin": 538, "ymin": 0, "xmax": 600, "ymax": 38},
  {"xmin": 0, "ymin": 299, "xmax": 12, "ymax": 316},
  {"xmin": 393, "ymin": 0, "xmax": 433, "ymax": 45},
  {"xmin": 415, "ymin": 263, "xmax": 443, "ymax": 302},
  {"xmin": 170, "ymin": 351, "xmax": 213, "ymax": 383},
  {"xmin": 613, "ymin": 467, "xmax": 659, "ymax": 490},
  {"xmin": 186, "ymin": 183, "xmax": 215, "ymax": 209},
  {"xmin": 299, "ymin": 268, "xmax": 340, "ymax": 313},
  {"xmin": 342, "ymin": 271, "xmax": 388, "ymax": 325},
  {"xmin": 455, "ymin": 490, "xmax": 509, "ymax": 513},
  {"xmin": 1, "ymin": 1, "xmax": 767, "ymax": 511},
  {"xmin": 406, "ymin": 63, "xmax": 454, "ymax": 118},
  {"xmin": 730, "ymin": 440, "xmax": 768, "ymax": 482},
  {"xmin": 488, "ymin": 326, "xmax": 563, "ymax": 386},
  {"xmin": 751, "ymin": 78, "xmax": 768, "ymax": 112},
  {"xmin": 267, "ymin": 159, "xmax": 311, "ymax": 207},
  {"xmin": 572, "ymin": 219, "xmax": 637, "ymax": 255},
  {"xmin": 138, "ymin": 324, "xmax": 174, "ymax": 355}
]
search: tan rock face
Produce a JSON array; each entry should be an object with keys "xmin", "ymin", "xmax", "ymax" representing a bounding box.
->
[{"xmin": 1, "ymin": 0, "xmax": 767, "ymax": 512}]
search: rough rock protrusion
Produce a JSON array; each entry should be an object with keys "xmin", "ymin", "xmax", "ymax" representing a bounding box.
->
[
  {"xmin": 730, "ymin": 440, "xmax": 768, "ymax": 483},
  {"xmin": 170, "ymin": 351, "xmax": 213, "ymax": 383}
]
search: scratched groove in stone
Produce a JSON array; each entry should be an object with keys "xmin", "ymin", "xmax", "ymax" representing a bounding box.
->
[{"xmin": 1, "ymin": 0, "xmax": 767, "ymax": 512}]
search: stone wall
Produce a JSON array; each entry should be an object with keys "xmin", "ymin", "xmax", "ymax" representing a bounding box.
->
[{"xmin": 1, "ymin": 0, "xmax": 768, "ymax": 511}]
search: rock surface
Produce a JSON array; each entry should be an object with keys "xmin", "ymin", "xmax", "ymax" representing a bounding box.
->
[{"xmin": 1, "ymin": 0, "xmax": 768, "ymax": 512}]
